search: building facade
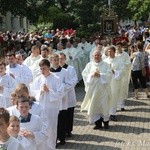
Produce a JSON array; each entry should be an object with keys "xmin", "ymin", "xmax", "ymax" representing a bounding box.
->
[{"xmin": 0, "ymin": 12, "xmax": 28, "ymax": 33}]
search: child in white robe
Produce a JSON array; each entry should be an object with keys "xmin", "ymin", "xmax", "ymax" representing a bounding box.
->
[
  {"xmin": 30, "ymin": 59, "xmax": 64, "ymax": 150},
  {"xmin": 0, "ymin": 107, "xmax": 25, "ymax": 150},
  {"xmin": 0, "ymin": 61, "xmax": 16, "ymax": 107},
  {"xmin": 7, "ymin": 116, "xmax": 33, "ymax": 150},
  {"xmin": 16, "ymin": 96, "xmax": 48, "ymax": 150}
]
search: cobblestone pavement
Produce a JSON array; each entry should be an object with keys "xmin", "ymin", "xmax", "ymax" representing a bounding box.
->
[{"xmin": 57, "ymin": 81, "xmax": 150, "ymax": 150}]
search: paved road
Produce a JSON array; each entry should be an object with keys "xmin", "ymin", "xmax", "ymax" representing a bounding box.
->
[{"xmin": 57, "ymin": 81, "xmax": 150, "ymax": 150}]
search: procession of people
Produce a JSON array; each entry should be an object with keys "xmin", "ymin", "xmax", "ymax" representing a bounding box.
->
[{"xmin": 0, "ymin": 25, "xmax": 150, "ymax": 149}]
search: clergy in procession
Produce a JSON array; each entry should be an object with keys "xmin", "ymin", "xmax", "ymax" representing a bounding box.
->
[
  {"xmin": 30, "ymin": 59, "xmax": 64, "ymax": 150},
  {"xmin": 23, "ymin": 45, "xmax": 42, "ymax": 80},
  {"xmin": 58, "ymin": 53, "xmax": 78, "ymax": 137},
  {"xmin": 81, "ymin": 50, "xmax": 112, "ymax": 130},
  {"xmin": 16, "ymin": 96, "xmax": 48, "ymax": 150},
  {"xmin": 71, "ymin": 40, "xmax": 84, "ymax": 81},
  {"xmin": 78, "ymin": 38, "xmax": 90, "ymax": 67},
  {"xmin": 63, "ymin": 41, "xmax": 77, "ymax": 67},
  {"xmin": 0, "ymin": 61, "xmax": 16, "ymax": 107},
  {"xmin": 40, "ymin": 45, "xmax": 50, "ymax": 59},
  {"xmin": 115, "ymin": 42, "xmax": 131, "ymax": 111},
  {"xmin": 104, "ymin": 46, "xmax": 126, "ymax": 121},
  {"xmin": 50, "ymin": 54, "xmax": 72, "ymax": 145},
  {"xmin": 6, "ymin": 51, "xmax": 24, "ymax": 85},
  {"xmin": 15, "ymin": 52, "xmax": 33, "ymax": 87},
  {"xmin": 89, "ymin": 39, "xmax": 102, "ymax": 61}
]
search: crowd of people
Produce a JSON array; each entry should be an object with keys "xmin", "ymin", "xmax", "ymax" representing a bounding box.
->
[{"xmin": 0, "ymin": 25, "xmax": 150, "ymax": 150}]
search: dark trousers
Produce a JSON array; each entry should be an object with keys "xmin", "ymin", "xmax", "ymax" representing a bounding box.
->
[
  {"xmin": 57, "ymin": 110, "xmax": 67, "ymax": 142},
  {"xmin": 66, "ymin": 107, "xmax": 75, "ymax": 134},
  {"xmin": 131, "ymin": 70, "xmax": 147, "ymax": 89}
]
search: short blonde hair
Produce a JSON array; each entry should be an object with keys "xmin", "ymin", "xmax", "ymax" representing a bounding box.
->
[
  {"xmin": 15, "ymin": 83, "xmax": 29, "ymax": 96},
  {"xmin": 9, "ymin": 116, "xmax": 19, "ymax": 123}
]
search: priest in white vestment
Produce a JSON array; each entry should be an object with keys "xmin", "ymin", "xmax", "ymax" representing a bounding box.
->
[
  {"xmin": 104, "ymin": 46, "xmax": 126, "ymax": 121},
  {"xmin": 72, "ymin": 40, "xmax": 84, "ymax": 81},
  {"xmin": 115, "ymin": 42, "xmax": 131, "ymax": 111},
  {"xmin": 81, "ymin": 50, "xmax": 112, "ymax": 130}
]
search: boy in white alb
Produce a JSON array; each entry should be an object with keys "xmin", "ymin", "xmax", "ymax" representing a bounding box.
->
[
  {"xmin": 58, "ymin": 53, "xmax": 78, "ymax": 136},
  {"xmin": 16, "ymin": 96, "xmax": 48, "ymax": 150},
  {"xmin": 0, "ymin": 107, "xmax": 25, "ymax": 150},
  {"xmin": 7, "ymin": 116, "xmax": 33, "ymax": 150},
  {"xmin": 50, "ymin": 54, "xmax": 72, "ymax": 145},
  {"xmin": 0, "ymin": 61, "xmax": 16, "ymax": 107},
  {"xmin": 30, "ymin": 59, "xmax": 64, "ymax": 150}
]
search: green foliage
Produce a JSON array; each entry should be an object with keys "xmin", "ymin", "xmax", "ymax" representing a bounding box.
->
[
  {"xmin": 28, "ymin": 22, "xmax": 53, "ymax": 33},
  {"xmin": 76, "ymin": 23, "xmax": 100, "ymax": 38},
  {"xmin": 38, "ymin": 5, "xmax": 78, "ymax": 29},
  {"xmin": 128, "ymin": 0, "xmax": 150, "ymax": 20},
  {"xmin": 112, "ymin": 0, "xmax": 132, "ymax": 20}
]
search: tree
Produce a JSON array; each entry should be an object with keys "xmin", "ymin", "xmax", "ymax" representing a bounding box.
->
[
  {"xmin": 111, "ymin": 0, "xmax": 132, "ymax": 21},
  {"xmin": 0, "ymin": 0, "xmax": 27, "ymax": 16},
  {"xmin": 128, "ymin": 0, "xmax": 150, "ymax": 21}
]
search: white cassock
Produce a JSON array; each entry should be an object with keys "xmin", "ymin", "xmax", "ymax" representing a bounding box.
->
[
  {"xmin": 19, "ymin": 114, "xmax": 47, "ymax": 150},
  {"xmin": 0, "ymin": 73, "xmax": 16, "ymax": 107},
  {"xmin": 50, "ymin": 67, "xmax": 73, "ymax": 110},
  {"xmin": 6, "ymin": 64, "xmax": 23, "ymax": 85},
  {"xmin": 30, "ymin": 73, "xmax": 64, "ymax": 150},
  {"xmin": 81, "ymin": 61, "xmax": 112, "ymax": 123},
  {"xmin": 72, "ymin": 46, "xmax": 84, "ymax": 81},
  {"xmin": 23, "ymin": 55, "xmax": 42, "ymax": 80},
  {"xmin": 63, "ymin": 65, "xmax": 78, "ymax": 108},
  {"xmin": 17, "ymin": 135, "xmax": 32, "ymax": 150},
  {"xmin": 7, "ymin": 101, "xmax": 48, "ymax": 128},
  {"xmin": 104, "ymin": 56, "xmax": 126, "ymax": 115},
  {"xmin": 115, "ymin": 51, "xmax": 131, "ymax": 109},
  {"xmin": 20, "ymin": 64, "xmax": 33, "ymax": 87},
  {"xmin": 78, "ymin": 44, "xmax": 90, "ymax": 69},
  {"xmin": 63, "ymin": 47, "xmax": 76, "ymax": 67},
  {"xmin": 88, "ymin": 42, "xmax": 96, "ymax": 52},
  {"xmin": 78, "ymin": 41, "xmax": 91, "ymax": 54},
  {"xmin": 1, "ymin": 136, "xmax": 25, "ymax": 150}
]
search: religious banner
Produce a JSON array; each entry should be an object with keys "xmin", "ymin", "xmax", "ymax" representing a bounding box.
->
[
  {"xmin": 101, "ymin": 16, "xmax": 118, "ymax": 35},
  {"xmin": 100, "ymin": 7, "xmax": 118, "ymax": 35}
]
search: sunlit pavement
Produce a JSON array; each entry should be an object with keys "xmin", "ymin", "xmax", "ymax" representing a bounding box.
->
[{"xmin": 57, "ymin": 81, "xmax": 150, "ymax": 150}]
